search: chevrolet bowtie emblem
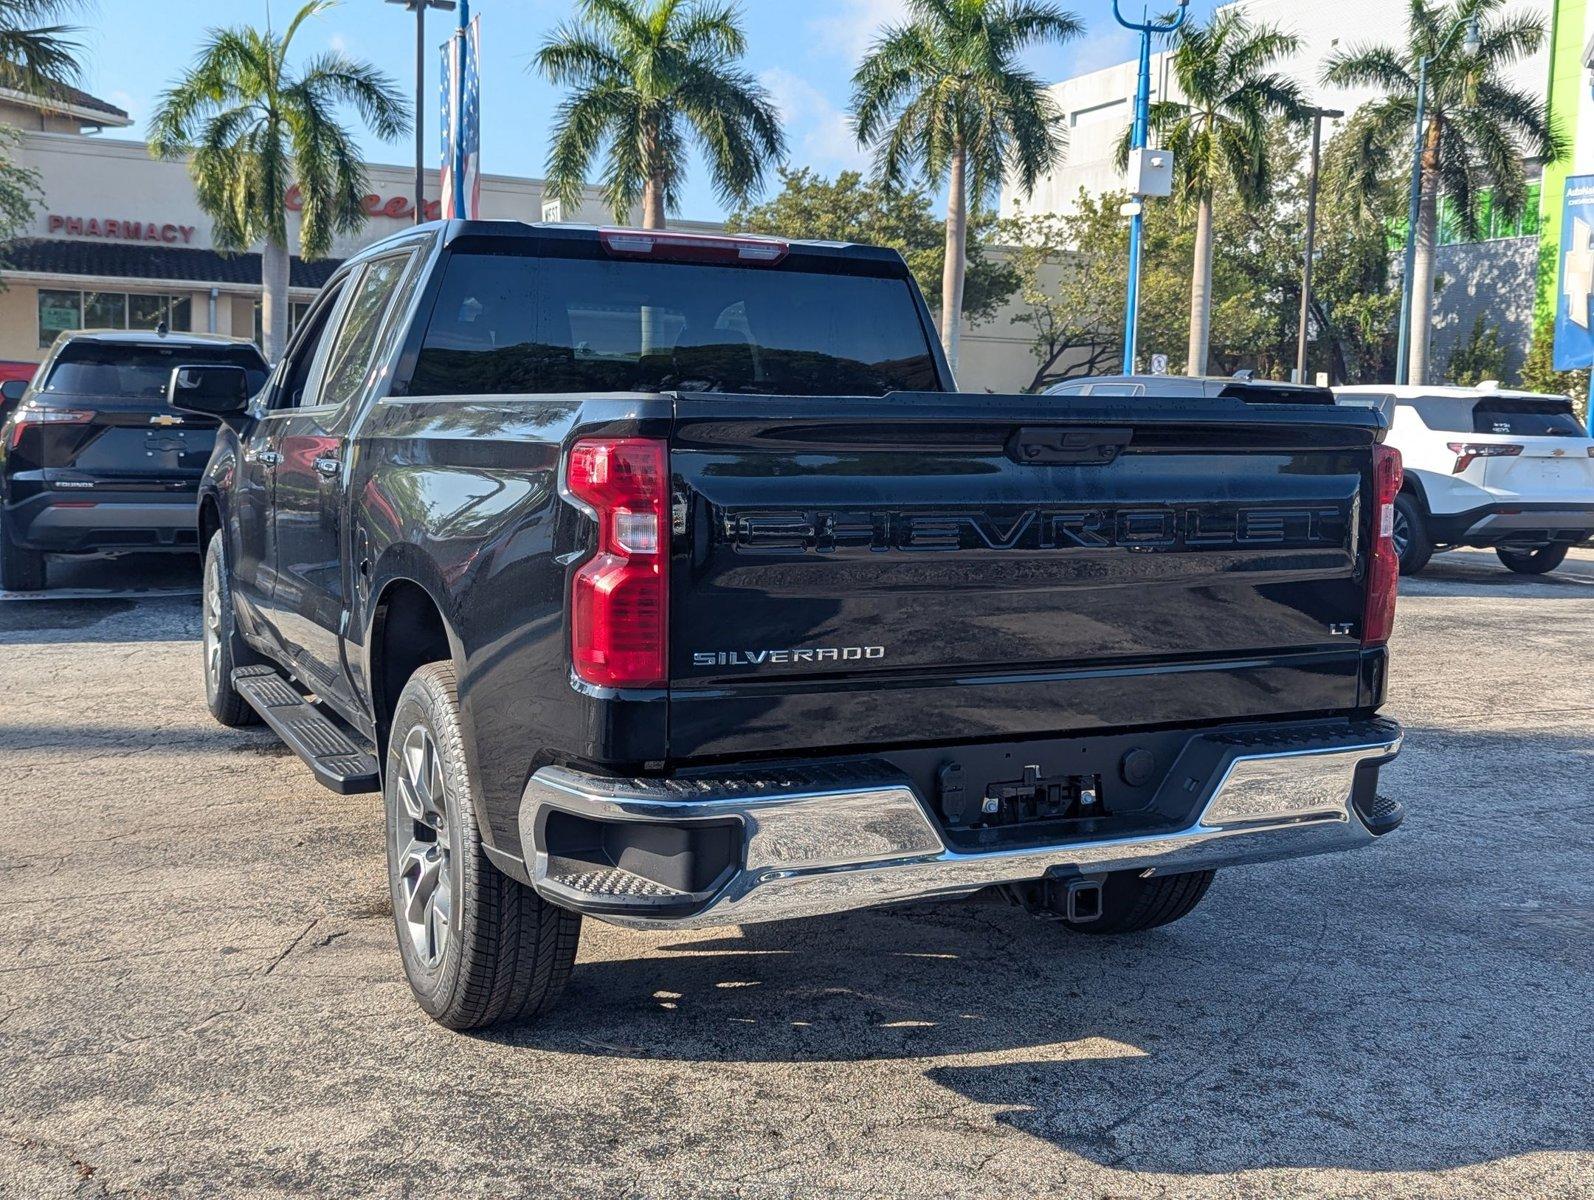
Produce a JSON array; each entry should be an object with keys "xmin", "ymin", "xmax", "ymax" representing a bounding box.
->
[{"xmin": 149, "ymin": 414, "xmax": 184, "ymax": 427}]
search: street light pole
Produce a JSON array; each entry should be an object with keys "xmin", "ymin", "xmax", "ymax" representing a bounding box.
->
[
  {"xmin": 1113, "ymin": 0, "xmax": 1189, "ymax": 375},
  {"xmin": 386, "ymin": 0, "xmax": 456, "ymax": 225},
  {"xmin": 1395, "ymin": 13, "xmax": 1480, "ymax": 385},
  {"xmin": 1296, "ymin": 107, "xmax": 1343, "ymax": 384}
]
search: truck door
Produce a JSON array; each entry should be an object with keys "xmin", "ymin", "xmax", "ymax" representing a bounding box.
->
[{"xmin": 269, "ymin": 251, "xmax": 421, "ymax": 716}]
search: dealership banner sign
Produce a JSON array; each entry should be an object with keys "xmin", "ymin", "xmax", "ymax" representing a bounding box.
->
[{"xmin": 1555, "ymin": 174, "xmax": 1594, "ymax": 369}]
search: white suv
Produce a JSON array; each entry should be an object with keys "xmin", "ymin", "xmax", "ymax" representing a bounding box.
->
[{"xmin": 1335, "ymin": 383, "xmax": 1594, "ymax": 575}]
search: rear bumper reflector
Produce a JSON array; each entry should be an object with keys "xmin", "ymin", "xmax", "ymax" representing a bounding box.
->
[{"xmin": 519, "ymin": 718, "xmax": 1403, "ymax": 930}]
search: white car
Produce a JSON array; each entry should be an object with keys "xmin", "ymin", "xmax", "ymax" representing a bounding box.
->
[{"xmin": 1335, "ymin": 383, "xmax": 1594, "ymax": 575}]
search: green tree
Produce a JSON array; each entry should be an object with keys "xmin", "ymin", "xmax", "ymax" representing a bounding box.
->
[
  {"xmin": 1324, "ymin": 0, "xmax": 1560, "ymax": 386},
  {"xmin": 0, "ymin": 0, "xmax": 81, "ymax": 96},
  {"xmin": 727, "ymin": 166, "xmax": 1016, "ymax": 324},
  {"xmin": 0, "ymin": 1, "xmax": 85, "ymax": 266},
  {"xmin": 1520, "ymin": 314, "xmax": 1590, "ymax": 422},
  {"xmin": 536, "ymin": 0, "xmax": 784, "ymax": 229},
  {"xmin": 1128, "ymin": 8, "xmax": 1308, "ymax": 377},
  {"xmin": 851, "ymin": 0, "xmax": 1081, "ymax": 372},
  {"xmin": 150, "ymin": 0, "xmax": 408, "ymax": 361},
  {"xmin": 1445, "ymin": 314, "xmax": 1507, "ymax": 385}
]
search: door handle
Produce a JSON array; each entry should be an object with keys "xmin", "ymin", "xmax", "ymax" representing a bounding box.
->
[
  {"xmin": 248, "ymin": 449, "xmax": 281, "ymax": 467},
  {"xmin": 313, "ymin": 455, "xmax": 341, "ymax": 478}
]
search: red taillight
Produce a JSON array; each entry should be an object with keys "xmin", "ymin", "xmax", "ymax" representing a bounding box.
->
[
  {"xmin": 598, "ymin": 227, "xmax": 789, "ymax": 265},
  {"xmin": 1364, "ymin": 444, "xmax": 1403, "ymax": 647},
  {"xmin": 8, "ymin": 404, "xmax": 93, "ymax": 450},
  {"xmin": 1446, "ymin": 441, "xmax": 1522, "ymax": 473},
  {"xmin": 567, "ymin": 437, "xmax": 669, "ymax": 689}
]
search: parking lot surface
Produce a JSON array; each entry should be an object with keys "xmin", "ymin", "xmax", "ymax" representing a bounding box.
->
[{"xmin": 2, "ymin": 549, "xmax": 1591, "ymax": 1199}]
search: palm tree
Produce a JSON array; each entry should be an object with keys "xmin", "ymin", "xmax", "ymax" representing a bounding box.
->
[
  {"xmin": 536, "ymin": 0, "xmax": 785, "ymax": 230},
  {"xmin": 0, "ymin": 0, "xmax": 82, "ymax": 96},
  {"xmin": 853, "ymin": 0, "xmax": 1081, "ymax": 372},
  {"xmin": 1324, "ymin": 0, "xmax": 1559, "ymax": 386},
  {"xmin": 1130, "ymin": 10, "xmax": 1307, "ymax": 377},
  {"xmin": 149, "ymin": 0, "xmax": 408, "ymax": 361}
]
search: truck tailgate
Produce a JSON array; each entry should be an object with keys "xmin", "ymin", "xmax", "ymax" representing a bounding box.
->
[{"xmin": 667, "ymin": 393, "xmax": 1381, "ymax": 761}]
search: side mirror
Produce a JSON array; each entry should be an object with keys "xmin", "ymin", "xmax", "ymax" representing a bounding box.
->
[{"xmin": 168, "ymin": 364, "xmax": 251, "ymax": 417}]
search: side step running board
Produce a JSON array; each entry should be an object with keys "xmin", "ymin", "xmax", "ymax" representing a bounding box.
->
[{"xmin": 233, "ymin": 665, "xmax": 381, "ymax": 795}]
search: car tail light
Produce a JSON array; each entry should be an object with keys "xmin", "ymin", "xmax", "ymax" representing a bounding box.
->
[
  {"xmin": 566, "ymin": 437, "xmax": 669, "ymax": 689},
  {"xmin": 8, "ymin": 403, "xmax": 93, "ymax": 449},
  {"xmin": 1364, "ymin": 444, "xmax": 1402, "ymax": 647},
  {"xmin": 598, "ymin": 227, "xmax": 789, "ymax": 265},
  {"xmin": 1446, "ymin": 441, "xmax": 1521, "ymax": 473}
]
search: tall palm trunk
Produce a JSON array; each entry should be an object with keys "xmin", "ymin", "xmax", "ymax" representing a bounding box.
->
[
  {"xmin": 641, "ymin": 177, "xmax": 667, "ymax": 229},
  {"xmin": 1409, "ymin": 116, "xmax": 1442, "ymax": 387},
  {"xmin": 261, "ymin": 237, "xmax": 291, "ymax": 363},
  {"xmin": 940, "ymin": 142, "xmax": 967, "ymax": 373},
  {"xmin": 1185, "ymin": 194, "xmax": 1214, "ymax": 376}
]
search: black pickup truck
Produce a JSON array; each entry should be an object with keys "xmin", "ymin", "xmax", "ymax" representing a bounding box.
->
[{"xmin": 176, "ymin": 221, "xmax": 1405, "ymax": 1030}]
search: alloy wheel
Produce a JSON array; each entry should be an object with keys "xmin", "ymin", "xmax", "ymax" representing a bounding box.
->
[
  {"xmin": 203, "ymin": 553, "xmax": 223, "ymax": 696},
  {"xmin": 1391, "ymin": 506, "xmax": 1411, "ymax": 564},
  {"xmin": 394, "ymin": 724, "xmax": 453, "ymax": 969}
]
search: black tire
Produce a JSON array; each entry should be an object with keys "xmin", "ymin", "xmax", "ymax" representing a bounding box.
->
[
  {"xmin": 1392, "ymin": 493, "xmax": 1432, "ymax": 576},
  {"xmin": 385, "ymin": 661, "xmax": 581, "ymax": 1030},
  {"xmin": 1059, "ymin": 869, "xmax": 1215, "ymax": 936},
  {"xmin": 1496, "ymin": 543, "xmax": 1569, "ymax": 575},
  {"xmin": 0, "ymin": 512, "xmax": 45, "ymax": 591},
  {"xmin": 201, "ymin": 531, "xmax": 261, "ymax": 727}
]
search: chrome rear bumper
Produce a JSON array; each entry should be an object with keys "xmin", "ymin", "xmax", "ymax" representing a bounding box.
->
[{"xmin": 519, "ymin": 719, "xmax": 1402, "ymax": 930}]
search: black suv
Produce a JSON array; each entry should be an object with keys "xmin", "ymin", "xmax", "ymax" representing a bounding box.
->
[{"xmin": 0, "ymin": 329, "xmax": 269, "ymax": 589}]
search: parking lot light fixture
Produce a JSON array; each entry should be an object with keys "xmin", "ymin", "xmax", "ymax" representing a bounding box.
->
[{"xmin": 386, "ymin": 0, "xmax": 457, "ymax": 225}]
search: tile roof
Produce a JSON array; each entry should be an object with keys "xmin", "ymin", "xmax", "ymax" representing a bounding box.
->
[{"xmin": 1, "ymin": 238, "xmax": 342, "ymax": 290}]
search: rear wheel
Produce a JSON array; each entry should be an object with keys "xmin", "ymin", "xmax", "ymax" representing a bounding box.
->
[
  {"xmin": 1056, "ymin": 869, "xmax": 1216, "ymax": 935},
  {"xmin": 0, "ymin": 512, "xmax": 45, "ymax": 591},
  {"xmin": 1392, "ymin": 494, "xmax": 1432, "ymax": 576},
  {"xmin": 385, "ymin": 661, "xmax": 581, "ymax": 1029},
  {"xmin": 202, "ymin": 532, "xmax": 261, "ymax": 727},
  {"xmin": 1496, "ymin": 543, "xmax": 1569, "ymax": 575}
]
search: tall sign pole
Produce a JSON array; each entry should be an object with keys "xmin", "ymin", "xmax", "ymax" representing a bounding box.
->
[
  {"xmin": 386, "ymin": 1, "xmax": 455, "ymax": 224},
  {"xmin": 1296, "ymin": 107, "xmax": 1343, "ymax": 383},
  {"xmin": 1112, "ymin": 1, "xmax": 1189, "ymax": 375},
  {"xmin": 453, "ymin": 0, "xmax": 470, "ymax": 219}
]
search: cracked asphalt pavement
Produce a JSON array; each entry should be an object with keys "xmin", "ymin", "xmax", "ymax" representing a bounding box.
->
[{"xmin": 2, "ymin": 549, "xmax": 1591, "ymax": 1198}]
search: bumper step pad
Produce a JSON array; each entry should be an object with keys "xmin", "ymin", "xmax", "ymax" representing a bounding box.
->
[{"xmin": 233, "ymin": 665, "xmax": 380, "ymax": 795}]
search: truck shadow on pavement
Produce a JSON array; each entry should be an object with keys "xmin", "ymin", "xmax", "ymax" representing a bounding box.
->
[{"xmin": 480, "ymin": 718, "xmax": 1592, "ymax": 1175}]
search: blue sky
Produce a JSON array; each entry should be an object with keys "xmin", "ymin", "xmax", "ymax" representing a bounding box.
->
[{"xmin": 77, "ymin": 0, "xmax": 1224, "ymax": 220}]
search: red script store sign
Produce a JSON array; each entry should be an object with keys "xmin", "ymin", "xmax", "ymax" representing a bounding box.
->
[{"xmin": 284, "ymin": 185, "xmax": 441, "ymax": 222}]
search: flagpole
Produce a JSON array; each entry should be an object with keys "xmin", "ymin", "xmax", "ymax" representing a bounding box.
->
[{"xmin": 453, "ymin": 0, "xmax": 469, "ymax": 219}]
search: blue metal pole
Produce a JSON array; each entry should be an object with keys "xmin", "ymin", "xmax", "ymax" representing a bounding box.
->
[
  {"xmin": 1396, "ymin": 56, "xmax": 1429, "ymax": 387},
  {"xmin": 452, "ymin": 0, "xmax": 469, "ymax": 219},
  {"xmin": 1113, "ymin": 1, "xmax": 1187, "ymax": 376},
  {"xmin": 1123, "ymin": 23, "xmax": 1152, "ymax": 374}
]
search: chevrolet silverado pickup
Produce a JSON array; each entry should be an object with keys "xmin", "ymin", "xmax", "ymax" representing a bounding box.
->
[{"xmin": 176, "ymin": 221, "xmax": 1405, "ymax": 1030}]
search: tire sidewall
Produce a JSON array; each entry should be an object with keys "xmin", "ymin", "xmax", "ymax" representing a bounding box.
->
[
  {"xmin": 1497, "ymin": 544, "xmax": 1569, "ymax": 575},
  {"xmin": 1393, "ymin": 493, "xmax": 1431, "ymax": 575},
  {"xmin": 384, "ymin": 671, "xmax": 471, "ymax": 1020}
]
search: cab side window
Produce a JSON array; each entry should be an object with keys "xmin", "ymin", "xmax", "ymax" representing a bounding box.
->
[
  {"xmin": 319, "ymin": 252, "xmax": 419, "ymax": 413},
  {"xmin": 275, "ymin": 281, "xmax": 349, "ymax": 411}
]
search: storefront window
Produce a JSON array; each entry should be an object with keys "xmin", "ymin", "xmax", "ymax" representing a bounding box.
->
[
  {"xmin": 252, "ymin": 299, "xmax": 314, "ymax": 347},
  {"xmin": 37, "ymin": 290, "xmax": 194, "ymax": 347},
  {"xmin": 38, "ymin": 290, "xmax": 82, "ymax": 347}
]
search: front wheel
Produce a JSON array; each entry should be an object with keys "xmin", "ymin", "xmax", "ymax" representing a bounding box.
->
[
  {"xmin": 1056, "ymin": 869, "xmax": 1216, "ymax": 935},
  {"xmin": 202, "ymin": 531, "xmax": 261, "ymax": 727},
  {"xmin": 1496, "ymin": 544, "xmax": 1569, "ymax": 575},
  {"xmin": 385, "ymin": 661, "xmax": 581, "ymax": 1030}
]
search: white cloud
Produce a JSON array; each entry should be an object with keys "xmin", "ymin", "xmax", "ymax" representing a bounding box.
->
[
  {"xmin": 761, "ymin": 66, "xmax": 870, "ymax": 174},
  {"xmin": 807, "ymin": 0, "xmax": 910, "ymax": 66},
  {"xmin": 329, "ymin": 32, "xmax": 350, "ymax": 55}
]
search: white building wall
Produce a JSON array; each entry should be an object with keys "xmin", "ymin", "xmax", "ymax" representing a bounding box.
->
[{"xmin": 1005, "ymin": 0, "xmax": 1550, "ymax": 219}]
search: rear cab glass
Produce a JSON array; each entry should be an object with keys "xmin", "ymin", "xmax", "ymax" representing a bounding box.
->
[
  {"xmin": 406, "ymin": 250, "xmax": 942, "ymax": 397},
  {"xmin": 43, "ymin": 342, "xmax": 269, "ymax": 399}
]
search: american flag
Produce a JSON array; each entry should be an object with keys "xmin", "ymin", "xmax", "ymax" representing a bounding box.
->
[{"xmin": 439, "ymin": 15, "xmax": 481, "ymax": 220}]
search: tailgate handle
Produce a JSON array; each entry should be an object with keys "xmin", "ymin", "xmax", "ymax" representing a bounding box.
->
[{"xmin": 1008, "ymin": 426, "xmax": 1132, "ymax": 466}]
